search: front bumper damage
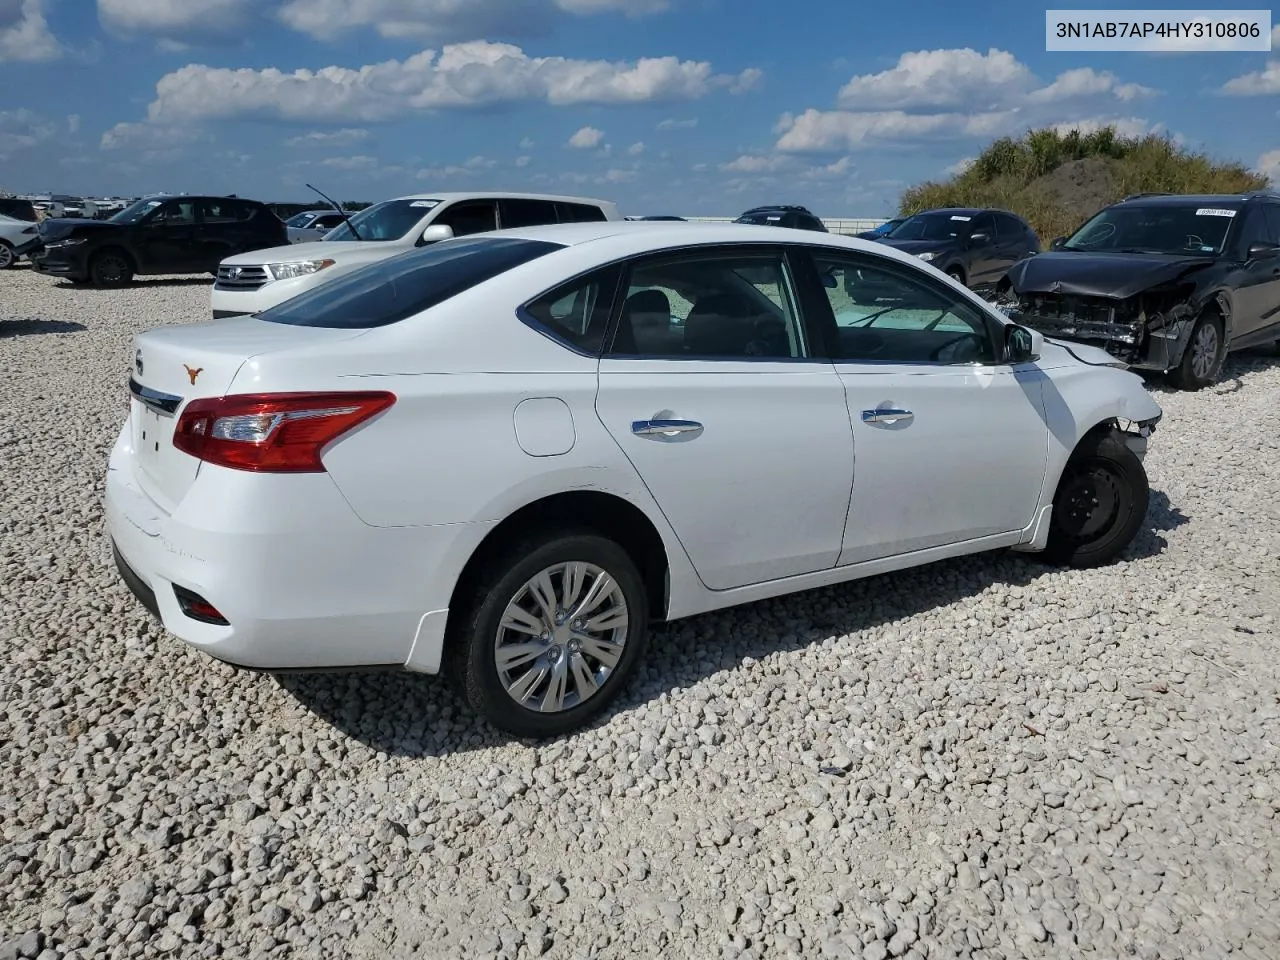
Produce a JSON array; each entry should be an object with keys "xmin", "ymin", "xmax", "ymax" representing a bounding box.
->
[{"xmin": 1011, "ymin": 292, "xmax": 1197, "ymax": 372}]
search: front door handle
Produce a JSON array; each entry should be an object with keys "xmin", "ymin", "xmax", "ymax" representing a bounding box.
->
[
  {"xmin": 631, "ymin": 418, "xmax": 704, "ymax": 441},
  {"xmin": 861, "ymin": 408, "xmax": 914, "ymax": 425}
]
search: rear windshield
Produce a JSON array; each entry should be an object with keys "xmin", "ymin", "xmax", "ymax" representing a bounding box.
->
[{"xmin": 257, "ymin": 237, "xmax": 564, "ymax": 329}]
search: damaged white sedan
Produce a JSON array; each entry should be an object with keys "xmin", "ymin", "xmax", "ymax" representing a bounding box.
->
[{"xmin": 106, "ymin": 221, "xmax": 1162, "ymax": 737}]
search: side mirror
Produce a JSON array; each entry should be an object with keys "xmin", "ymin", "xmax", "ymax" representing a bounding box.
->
[
  {"xmin": 420, "ymin": 223, "xmax": 455, "ymax": 245},
  {"xmin": 1050, "ymin": 236, "xmax": 1066, "ymax": 250},
  {"xmin": 968, "ymin": 231, "xmax": 990, "ymax": 245},
  {"xmin": 1247, "ymin": 241, "xmax": 1280, "ymax": 260},
  {"xmin": 1005, "ymin": 323, "xmax": 1042, "ymax": 363}
]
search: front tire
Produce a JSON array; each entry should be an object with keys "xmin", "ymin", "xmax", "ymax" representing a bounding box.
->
[
  {"xmin": 448, "ymin": 531, "xmax": 650, "ymax": 738},
  {"xmin": 946, "ymin": 267, "xmax": 966, "ymax": 287},
  {"xmin": 89, "ymin": 249, "xmax": 134, "ymax": 288},
  {"xmin": 1043, "ymin": 430, "xmax": 1149, "ymax": 568},
  {"xmin": 1168, "ymin": 312, "xmax": 1224, "ymax": 390},
  {"xmin": 0, "ymin": 240, "xmax": 14, "ymax": 269}
]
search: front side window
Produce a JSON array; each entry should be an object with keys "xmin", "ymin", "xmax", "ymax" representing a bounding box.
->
[
  {"xmin": 813, "ymin": 254, "xmax": 997, "ymax": 364},
  {"xmin": 609, "ymin": 253, "xmax": 806, "ymax": 359},
  {"xmin": 152, "ymin": 200, "xmax": 195, "ymax": 225},
  {"xmin": 522, "ymin": 267, "xmax": 619, "ymax": 354},
  {"xmin": 257, "ymin": 237, "xmax": 563, "ymax": 329},
  {"xmin": 1063, "ymin": 203, "xmax": 1240, "ymax": 255},
  {"xmin": 324, "ymin": 198, "xmax": 438, "ymax": 242}
]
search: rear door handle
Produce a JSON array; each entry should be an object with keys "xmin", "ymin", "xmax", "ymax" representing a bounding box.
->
[
  {"xmin": 861, "ymin": 408, "xmax": 914, "ymax": 425},
  {"xmin": 631, "ymin": 418, "xmax": 704, "ymax": 441}
]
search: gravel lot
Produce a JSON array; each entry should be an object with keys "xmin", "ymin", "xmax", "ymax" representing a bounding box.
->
[{"xmin": 2, "ymin": 265, "xmax": 1279, "ymax": 960}]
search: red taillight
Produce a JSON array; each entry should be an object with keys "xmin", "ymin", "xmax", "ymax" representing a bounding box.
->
[{"xmin": 173, "ymin": 391, "xmax": 395, "ymax": 473}]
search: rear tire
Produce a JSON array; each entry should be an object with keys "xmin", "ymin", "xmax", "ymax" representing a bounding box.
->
[
  {"xmin": 1042, "ymin": 430, "xmax": 1149, "ymax": 568},
  {"xmin": 946, "ymin": 267, "xmax": 966, "ymax": 287},
  {"xmin": 448, "ymin": 531, "xmax": 650, "ymax": 739},
  {"xmin": 89, "ymin": 249, "xmax": 134, "ymax": 288},
  {"xmin": 0, "ymin": 240, "xmax": 14, "ymax": 269},
  {"xmin": 1168, "ymin": 312, "xmax": 1225, "ymax": 390}
]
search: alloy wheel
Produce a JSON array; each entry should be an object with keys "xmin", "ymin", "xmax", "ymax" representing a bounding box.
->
[
  {"xmin": 0, "ymin": 245, "xmax": 13, "ymax": 269},
  {"xmin": 494, "ymin": 561, "xmax": 629, "ymax": 714},
  {"xmin": 1189, "ymin": 322, "xmax": 1219, "ymax": 381}
]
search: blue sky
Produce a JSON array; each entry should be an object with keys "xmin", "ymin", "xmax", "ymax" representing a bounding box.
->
[{"xmin": 1, "ymin": 0, "xmax": 1278, "ymax": 216}]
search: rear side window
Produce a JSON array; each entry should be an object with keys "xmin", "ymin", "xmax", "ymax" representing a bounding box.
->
[
  {"xmin": 556, "ymin": 202, "xmax": 607, "ymax": 223},
  {"xmin": 501, "ymin": 198, "xmax": 560, "ymax": 228},
  {"xmin": 522, "ymin": 266, "xmax": 621, "ymax": 354},
  {"xmin": 200, "ymin": 199, "xmax": 254, "ymax": 222},
  {"xmin": 258, "ymin": 237, "xmax": 564, "ymax": 329}
]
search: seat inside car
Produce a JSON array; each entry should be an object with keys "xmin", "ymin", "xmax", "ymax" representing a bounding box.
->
[{"xmin": 684, "ymin": 292, "xmax": 788, "ymax": 357}]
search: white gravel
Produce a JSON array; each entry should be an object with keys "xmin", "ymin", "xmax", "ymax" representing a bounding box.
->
[{"xmin": 2, "ymin": 264, "xmax": 1279, "ymax": 960}]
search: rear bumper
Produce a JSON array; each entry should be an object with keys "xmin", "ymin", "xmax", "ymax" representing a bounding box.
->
[{"xmin": 104, "ymin": 424, "xmax": 478, "ymax": 673}]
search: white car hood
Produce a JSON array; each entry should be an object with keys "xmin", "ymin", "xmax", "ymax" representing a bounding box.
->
[{"xmin": 220, "ymin": 240, "xmax": 409, "ymax": 267}]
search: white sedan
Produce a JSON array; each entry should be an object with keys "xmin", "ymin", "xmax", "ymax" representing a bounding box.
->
[{"xmin": 107, "ymin": 222, "xmax": 1162, "ymax": 737}]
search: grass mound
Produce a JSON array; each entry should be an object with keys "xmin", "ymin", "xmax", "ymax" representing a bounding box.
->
[{"xmin": 900, "ymin": 126, "xmax": 1268, "ymax": 241}]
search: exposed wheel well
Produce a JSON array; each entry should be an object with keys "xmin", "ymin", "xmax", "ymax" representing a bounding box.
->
[
  {"xmin": 448, "ymin": 491, "xmax": 671, "ymax": 625},
  {"xmin": 945, "ymin": 264, "xmax": 967, "ymax": 284}
]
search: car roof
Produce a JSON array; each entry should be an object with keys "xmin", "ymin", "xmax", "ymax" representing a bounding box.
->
[
  {"xmin": 472, "ymin": 220, "xmax": 941, "ymax": 268},
  {"xmin": 1120, "ymin": 194, "xmax": 1252, "ymax": 206},
  {"xmin": 386, "ymin": 191, "xmax": 613, "ymax": 205}
]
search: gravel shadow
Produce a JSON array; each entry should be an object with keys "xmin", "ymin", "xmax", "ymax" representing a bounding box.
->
[
  {"xmin": 277, "ymin": 486, "xmax": 1186, "ymax": 756},
  {"xmin": 50, "ymin": 277, "xmax": 213, "ymax": 290},
  {"xmin": 0, "ymin": 317, "xmax": 88, "ymax": 337}
]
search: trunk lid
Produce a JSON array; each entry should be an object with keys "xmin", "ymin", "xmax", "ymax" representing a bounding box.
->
[{"xmin": 128, "ymin": 316, "xmax": 368, "ymax": 511}]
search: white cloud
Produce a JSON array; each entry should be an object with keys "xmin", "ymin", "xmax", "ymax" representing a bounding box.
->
[
  {"xmin": 836, "ymin": 48, "xmax": 1154, "ymax": 112},
  {"xmin": 144, "ymin": 42, "xmax": 741, "ymax": 123},
  {"xmin": 515, "ymin": 155, "xmax": 532, "ymax": 167},
  {"xmin": 657, "ymin": 117, "xmax": 697, "ymax": 130},
  {"xmin": 720, "ymin": 154, "xmax": 790, "ymax": 173},
  {"xmin": 1256, "ymin": 149, "xmax": 1280, "ymax": 185},
  {"xmin": 99, "ymin": 120, "xmax": 209, "ymax": 151},
  {"xmin": 776, "ymin": 108, "xmax": 1014, "ymax": 152},
  {"xmin": 837, "ymin": 48, "xmax": 1034, "ymax": 111},
  {"xmin": 729, "ymin": 67, "xmax": 763, "ymax": 94},
  {"xmin": 627, "ymin": 141, "xmax": 645, "ymax": 155},
  {"xmin": 98, "ymin": 0, "xmax": 256, "ymax": 41},
  {"xmin": 567, "ymin": 125, "xmax": 605, "ymax": 148},
  {"xmin": 66, "ymin": 114, "xmax": 80, "ymax": 134},
  {"xmin": 1026, "ymin": 68, "xmax": 1154, "ymax": 104},
  {"xmin": 0, "ymin": 108, "xmax": 56, "ymax": 158},
  {"xmin": 1222, "ymin": 60, "xmax": 1280, "ymax": 96},
  {"xmin": 0, "ymin": 0, "xmax": 61, "ymax": 61},
  {"xmin": 778, "ymin": 48, "xmax": 1158, "ymax": 153},
  {"xmin": 518, "ymin": 137, "xmax": 535, "ymax": 149},
  {"xmin": 321, "ymin": 154, "xmax": 379, "ymax": 170},
  {"xmin": 286, "ymin": 128, "xmax": 370, "ymax": 147},
  {"xmin": 277, "ymin": 0, "xmax": 670, "ymax": 42},
  {"xmin": 944, "ymin": 156, "xmax": 975, "ymax": 176}
]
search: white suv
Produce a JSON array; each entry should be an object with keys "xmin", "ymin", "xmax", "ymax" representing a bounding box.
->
[{"xmin": 210, "ymin": 192, "xmax": 620, "ymax": 318}]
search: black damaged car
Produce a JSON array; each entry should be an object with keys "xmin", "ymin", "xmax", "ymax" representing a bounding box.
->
[{"xmin": 1007, "ymin": 191, "xmax": 1280, "ymax": 390}]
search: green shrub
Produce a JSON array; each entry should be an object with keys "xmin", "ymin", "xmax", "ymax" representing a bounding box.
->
[{"xmin": 899, "ymin": 126, "xmax": 1268, "ymax": 240}]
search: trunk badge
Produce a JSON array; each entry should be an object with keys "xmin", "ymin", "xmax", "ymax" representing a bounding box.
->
[
  {"xmin": 184, "ymin": 364, "xmax": 204, "ymax": 385},
  {"xmin": 134, "ymin": 350, "xmax": 143, "ymax": 376}
]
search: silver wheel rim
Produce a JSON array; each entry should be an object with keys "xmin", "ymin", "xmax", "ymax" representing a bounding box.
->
[
  {"xmin": 1190, "ymin": 323, "xmax": 1218, "ymax": 379},
  {"xmin": 0, "ymin": 245, "xmax": 12, "ymax": 268},
  {"xmin": 495, "ymin": 561, "xmax": 629, "ymax": 713}
]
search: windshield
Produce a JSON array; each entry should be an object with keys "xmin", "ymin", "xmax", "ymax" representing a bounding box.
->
[
  {"xmin": 888, "ymin": 213, "xmax": 974, "ymax": 242},
  {"xmin": 1063, "ymin": 204, "xmax": 1239, "ymax": 255},
  {"xmin": 285, "ymin": 212, "xmax": 318, "ymax": 228},
  {"xmin": 324, "ymin": 198, "xmax": 438, "ymax": 242},
  {"xmin": 109, "ymin": 198, "xmax": 164, "ymax": 224}
]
